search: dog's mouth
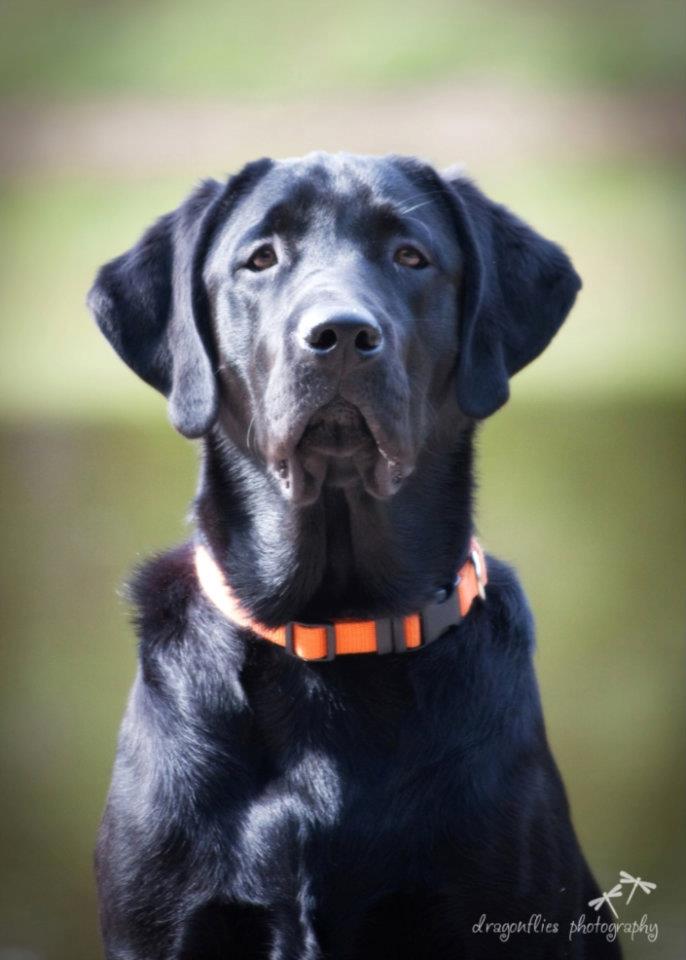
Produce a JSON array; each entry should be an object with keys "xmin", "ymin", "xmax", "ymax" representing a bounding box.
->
[
  {"xmin": 299, "ymin": 399, "xmax": 375, "ymax": 458},
  {"xmin": 270, "ymin": 398, "xmax": 413, "ymax": 505}
]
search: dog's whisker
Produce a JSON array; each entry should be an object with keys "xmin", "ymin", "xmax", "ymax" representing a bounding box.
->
[
  {"xmin": 395, "ymin": 188, "xmax": 444, "ymax": 215},
  {"xmin": 397, "ymin": 199, "xmax": 435, "ymax": 216},
  {"xmin": 246, "ymin": 415, "xmax": 257, "ymax": 453}
]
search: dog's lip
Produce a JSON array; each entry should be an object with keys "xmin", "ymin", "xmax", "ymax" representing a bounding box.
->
[
  {"xmin": 296, "ymin": 399, "xmax": 376, "ymax": 458},
  {"xmin": 266, "ymin": 399, "xmax": 414, "ymax": 503},
  {"xmin": 359, "ymin": 415, "xmax": 415, "ymax": 499},
  {"xmin": 358, "ymin": 408, "xmax": 410, "ymax": 466},
  {"xmin": 268, "ymin": 401, "xmax": 405, "ymax": 462}
]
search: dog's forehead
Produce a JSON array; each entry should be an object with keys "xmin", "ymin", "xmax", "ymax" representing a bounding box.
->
[
  {"xmin": 230, "ymin": 153, "xmax": 438, "ymax": 234},
  {"xmin": 273, "ymin": 152, "xmax": 412, "ymax": 196}
]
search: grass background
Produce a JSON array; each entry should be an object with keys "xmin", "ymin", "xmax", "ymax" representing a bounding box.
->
[
  {"xmin": 2, "ymin": 0, "xmax": 685, "ymax": 97},
  {"xmin": 0, "ymin": 1, "xmax": 684, "ymax": 957}
]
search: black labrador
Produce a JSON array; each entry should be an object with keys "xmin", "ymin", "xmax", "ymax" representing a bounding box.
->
[{"xmin": 89, "ymin": 153, "xmax": 621, "ymax": 959}]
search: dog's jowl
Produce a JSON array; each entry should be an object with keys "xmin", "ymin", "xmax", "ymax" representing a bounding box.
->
[{"xmin": 89, "ymin": 153, "xmax": 621, "ymax": 959}]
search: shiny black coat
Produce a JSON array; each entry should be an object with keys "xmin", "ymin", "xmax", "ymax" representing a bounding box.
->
[{"xmin": 90, "ymin": 153, "xmax": 620, "ymax": 958}]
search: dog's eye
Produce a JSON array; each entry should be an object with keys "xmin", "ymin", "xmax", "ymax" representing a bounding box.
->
[
  {"xmin": 394, "ymin": 245, "xmax": 429, "ymax": 269},
  {"xmin": 246, "ymin": 244, "xmax": 278, "ymax": 272}
]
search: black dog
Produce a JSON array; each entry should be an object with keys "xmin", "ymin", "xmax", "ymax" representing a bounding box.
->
[{"xmin": 90, "ymin": 153, "xmax": 621, "ymax": 959}]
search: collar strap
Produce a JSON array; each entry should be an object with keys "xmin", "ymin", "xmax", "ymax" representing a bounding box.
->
[{"xmin": 194, "ymin": 538, "xmax": 487, "ymax": 662}]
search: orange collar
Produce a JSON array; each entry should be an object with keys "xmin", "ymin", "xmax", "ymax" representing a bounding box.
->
[{"xmin": 194, "ymin": 538, "xmax": 487, "ymax": 662}]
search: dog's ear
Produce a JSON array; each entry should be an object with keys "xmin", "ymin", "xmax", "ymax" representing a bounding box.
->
[
  {"xmin": 88, "ymin": 178, "xmax": 225, "ymax": 438},
  {"xmin": 88, "ymin": 160, "xmax": 273, "ymax": 438},
  {"xmin": 444, "ymin": 173, "xmax": 582, "ymax": 419}
]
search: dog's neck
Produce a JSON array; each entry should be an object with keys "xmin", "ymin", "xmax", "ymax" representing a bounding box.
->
[{"xmin": 195, "ymin": 424, "xmax": 476, "ymax": 627}]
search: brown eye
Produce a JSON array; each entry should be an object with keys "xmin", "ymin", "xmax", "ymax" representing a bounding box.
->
[
  {"xmin": 394, "ymin": 245, "xmax": 429, "ymax": 269},
  {"xmin": 246, "ymin": 244, "xmax": 277, "ymax": 271}
]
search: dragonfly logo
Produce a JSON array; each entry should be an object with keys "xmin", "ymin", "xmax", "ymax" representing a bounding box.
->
[
  {"xmin": 589, "ymin": 870, "xmax": 657, "ymax": 918},
  {"xmin": 472, "ymin": 868, "xmax": 660, "ymax": 946},
  {"xmin": 619, "ymin": 870, "xmax": 657, "ymax": 905},
  {"xmin": 568, "ymin": 869, "xmax": 660, "ymax": 945},
  {"xmin": 588, "ymin": 883, "xmax": 623, "ymax": 919}
]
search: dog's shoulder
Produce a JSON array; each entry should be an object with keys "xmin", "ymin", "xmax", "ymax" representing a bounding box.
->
[
  {"xmin": 476, "ymin": 553, "xmax": 536, "ymax": 654},
  {"xmin": 125, "ymin": 541, "xmax": 202, "ymax": 652}
]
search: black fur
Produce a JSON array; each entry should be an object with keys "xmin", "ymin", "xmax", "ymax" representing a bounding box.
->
[{"xmin": 90, "ymin": 152, "xmax": 618, "ymax": 959}]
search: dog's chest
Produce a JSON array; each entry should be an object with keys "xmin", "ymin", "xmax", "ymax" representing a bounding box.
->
[{"xmin": 222, "ymin": 658, "xmax": 480, "ymax": 903}]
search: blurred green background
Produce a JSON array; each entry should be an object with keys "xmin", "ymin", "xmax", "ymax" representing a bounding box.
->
[{"xmin": 0, "ymin": 2, "xmax": 684, "ymax": 958}]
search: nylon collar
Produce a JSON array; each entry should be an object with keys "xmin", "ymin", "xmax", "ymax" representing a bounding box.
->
[{"xmin": 195, "ymin": 538, "xmax": 487, "ymax": 661}]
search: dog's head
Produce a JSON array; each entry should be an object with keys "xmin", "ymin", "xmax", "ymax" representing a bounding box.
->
[{"xmin": 89, "ymin": 153, "xmax": 580, "ymax": 505}]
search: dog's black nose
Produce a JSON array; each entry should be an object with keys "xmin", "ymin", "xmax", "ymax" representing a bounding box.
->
[{"xmin": 301, "ymin": 312, "xmax": 383, "ymax": 368}]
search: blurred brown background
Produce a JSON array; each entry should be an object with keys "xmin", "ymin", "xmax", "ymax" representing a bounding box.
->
[{"xmin": 0, "ymin": 2, "xmax": 684, "ymax": 958}]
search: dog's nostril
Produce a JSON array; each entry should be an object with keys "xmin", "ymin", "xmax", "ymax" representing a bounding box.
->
[
  {"xmin": 307, "ymin": 327, "xmax": 338, "ymax": 353},
  {"xmin": 354, "ymin": 328, "xmax": 381, "ymax": 354},
  {"xmin": 302, "ymin": 313, "xmax": 383, "ymax": 361}
]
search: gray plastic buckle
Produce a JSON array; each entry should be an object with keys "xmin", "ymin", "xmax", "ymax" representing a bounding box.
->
[
  {"xmin": 419, "ymin": 581, "xmax": 463, "ymax": 647},
  {"xmin": 375, "ymin": 616, "xmax": 409, "ymax": 654}
]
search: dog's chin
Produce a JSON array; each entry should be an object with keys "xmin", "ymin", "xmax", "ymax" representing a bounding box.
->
[{"xmin": 269, "ymin": 400, "xmax": 414, "ymax": 505}]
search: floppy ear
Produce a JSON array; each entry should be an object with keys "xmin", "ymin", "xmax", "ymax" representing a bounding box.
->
[
  {"xmin": 88, "ymin": 178, "xmax": 227, "ymax": 438},
  {"xmin": 444, "ymin": 174, "xmax": 582, "ymax": 419}
]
